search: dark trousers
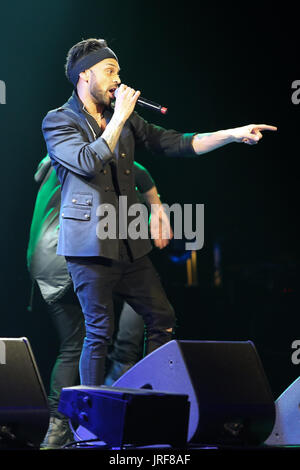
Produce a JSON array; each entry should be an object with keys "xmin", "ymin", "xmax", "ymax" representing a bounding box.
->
[
  {"xmin": 66, "ymin": 253, "xmax": 175, "ymax": 386},
  {"xmin": 46, "ymin": 288, "xmax": 145, "ymax": 418},
  {"xmin": 46, "ymin": 289, "xmax": 85, "ymax": 418}
]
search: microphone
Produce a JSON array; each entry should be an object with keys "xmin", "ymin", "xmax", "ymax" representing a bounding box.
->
[{"xmin": 114, "ymin": 87, "xmax": 168, "ymax": 115}]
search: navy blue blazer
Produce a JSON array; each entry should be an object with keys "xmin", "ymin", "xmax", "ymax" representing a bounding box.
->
[
  {"xmin": 27, "ymin": 154, "xmax": 157, "ymax": 304},
  {"xmin": 42, "ymin": 91, "xmax": 196, "ymax": 260}
]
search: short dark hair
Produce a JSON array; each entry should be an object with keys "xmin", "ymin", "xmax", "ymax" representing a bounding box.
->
[{"xmin": 65, "ymin": 38, "xmax": 108, "ymax": 81}]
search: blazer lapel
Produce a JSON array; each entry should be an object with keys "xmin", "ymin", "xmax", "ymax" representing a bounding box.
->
[{"xmin": 63, "ymin": 92, "xmax": 96, "ymax": 143}]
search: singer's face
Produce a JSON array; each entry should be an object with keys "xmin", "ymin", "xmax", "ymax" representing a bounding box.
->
[{"xmin": 88, "ymin": 58, "xmax": 121, "ymax": 106}]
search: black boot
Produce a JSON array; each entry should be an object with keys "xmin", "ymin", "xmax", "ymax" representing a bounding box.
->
[
  {"xmin": 104, "ymin": 361, "xmax": 135, "ymax": 386},
  {"xmin": 40, "ymin": 416, "xmax": 74, "ymax": 449}
]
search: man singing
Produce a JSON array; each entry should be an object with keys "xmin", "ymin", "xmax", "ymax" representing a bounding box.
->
[{"xmin": 42, "ymin": 37, "xmax": 276, "ymax": 387}]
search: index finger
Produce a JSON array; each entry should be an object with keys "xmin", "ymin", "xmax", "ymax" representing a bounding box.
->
[{"xmin": 254, "ymin": 124, "xmax": 278, "ymax": 132}]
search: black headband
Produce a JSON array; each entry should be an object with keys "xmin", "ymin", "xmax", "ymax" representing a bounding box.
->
[{"xmin": 69, "ymin": 47, "xmax": 118, "ymax": 87}]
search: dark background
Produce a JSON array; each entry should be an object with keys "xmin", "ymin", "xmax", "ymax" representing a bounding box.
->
[{"xmin": 0, "ymin": 1, "xmax": 299, "ymax": 400}]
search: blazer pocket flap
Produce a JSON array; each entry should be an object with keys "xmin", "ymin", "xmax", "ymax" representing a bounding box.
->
[{"xmin": 61, "ymin": 206, "xmax": 91, "ymax": 221}]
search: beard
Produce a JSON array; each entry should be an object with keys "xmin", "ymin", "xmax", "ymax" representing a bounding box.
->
[{"xmin": 89, "ymin": 74, "xmax": 110, "ymax": 107}]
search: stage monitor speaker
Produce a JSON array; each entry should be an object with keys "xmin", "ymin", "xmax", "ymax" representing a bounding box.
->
[
  {"xmin": 59, "ymin": 386, "xmax": 190, "ymax": 448},
  {"xmin": 0, "ymin": 337, "xmax": 50, "ymax": 448},
  {"xmin": 264, "ymin": 376, "xmax": 300, "ymax": 446},
  {"xmin": 113, "ymin": 340, "xmax": 275, "ymax": 446}
]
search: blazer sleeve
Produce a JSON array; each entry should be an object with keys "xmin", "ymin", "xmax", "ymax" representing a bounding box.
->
[
  {"xmin": 129, "ymin": 111, "xmax": 197, "ymax": 157},
  {"xmin": 42, "ymin": 109, "xmax": 115, "ymax": 178}
]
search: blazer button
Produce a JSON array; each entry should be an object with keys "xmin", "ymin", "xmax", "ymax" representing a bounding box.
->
[
  {"xmin": 124, "ymin": 169, "xmax": 131, "ymax": 175},
  {"xmin": 103, "ymin": 169, "xmax": 107, "ymax": 175},
  {"xmin": 72, "ymin": 198, "xmax": 77, "ymax": 203},
  {"xmin": 120, "ymin": 152, "xmax": 126, "ymax": 159},
  {"xmin": 84, "ymin": 213, "xmax": 90, "ymax": 219},
  {"xmin": 86, "ymin": 199, "xmax": 92, "ymax": 205},
  {"xmin": 105, "ymin": 186, "xmax": 110, "ymax": 191}
]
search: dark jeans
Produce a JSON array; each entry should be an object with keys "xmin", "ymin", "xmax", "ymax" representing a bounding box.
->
[
  {"xmin": 47, "ymin": 289, "xmax": 145, "ymax": 418},
  {"xmin": 66, "ymin": 253, "xmax": 175, "ymax": 386}
]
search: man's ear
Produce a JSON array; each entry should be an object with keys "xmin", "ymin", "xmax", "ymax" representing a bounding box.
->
[{"xmin": 79, "ymin": 69, "xmax": 89, "ymax": 83}]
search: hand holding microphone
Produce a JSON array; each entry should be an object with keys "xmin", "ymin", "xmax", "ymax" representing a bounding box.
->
[
  {"xmin": 114, "ymin": 85, "xmax": 168, "ymax": 115},
  {"xmin": 113, "ymin": 84, "xmax": 141, "ymax": 124},
  {"xmin": 107, "ymin": 84, "xmax": 168, "ymax": 153}
]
